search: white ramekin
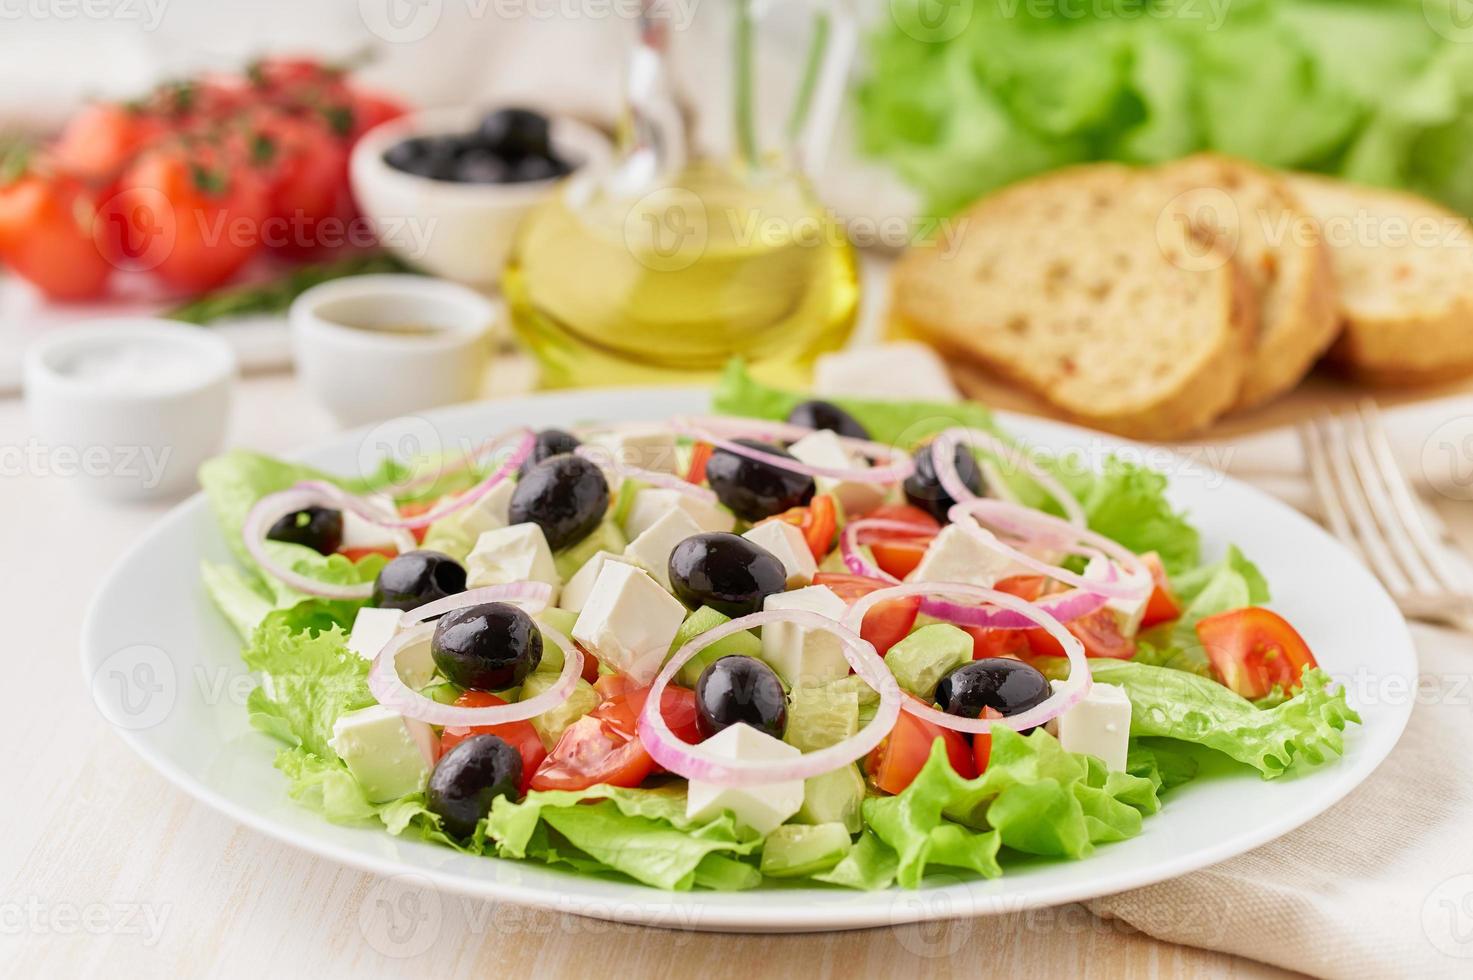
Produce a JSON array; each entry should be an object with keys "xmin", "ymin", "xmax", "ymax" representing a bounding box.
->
[
  {"xmin": 289, "ymin": 273, "xmax": 495, "ymax": 428},
  {"xmin": 350, "ymin": 106, "xmax": 612, "ymax": 286},
  {"xmin": 23, "ymin": 319, "xmax": 236, "ymax": 501}
]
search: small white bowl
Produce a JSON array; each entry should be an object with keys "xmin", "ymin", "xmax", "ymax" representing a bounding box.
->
[
  {"xmin": 24, "ymin": 319, "xmax": 236, "ymax": 501},
  {"xmin": 289, "ymin": 274, "xmax": 495, "ymax": 428},
  {"xmin": 351, "ymin": 106, "xmax": 612, "ymax": 286}
]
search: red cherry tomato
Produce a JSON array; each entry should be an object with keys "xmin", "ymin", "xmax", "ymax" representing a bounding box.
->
[
  {"xmin": 529, "ymin": 715, "xmax": 656, "ymax": 792},
  {"xmin": 764, "ymin": 494, "xmax": 838, "ymax": 561},
  {"xmin": 971, "ymin": 706, "xmax": 1003, "ymax": 774},
  {"xmin": 590, "ymin": 684, "xmax": 700, "ymax": 744},
  {"xmin": 1024, "ymin": 607, "xmax": 1135, "ymax": 660},
  {"xmin": 241, "ymin": 109, "xmax": 349, "ymax": 257},
  {"xmin": 865, "ymin": 695, "xmax": 975, "ymax": 795},
  {"xmin": 856, "ymin": 504, "xmax": 939, "ymax": 579},
  {"xmin": 962, "ymin": 625, "xmax": 1031, "ymax": 660},
  {"xmin": 101, "ymin": 142, "xmax": 268, "ymax": 293},
  {"xmin": 995, "ymin": 575, "xmax": 1046, "ymax": 602},
  {"xmin": 339, "ymin": 545, "xmax": 396, "ymax": 563},
  {"xmin": 685, "ymin": 442, "xmax": 713, "ymax": 485},
  {"xmin": 0, "ymin": 172, "xmax": 112, "ymax": 301},
  {"xmin": 811, "ymin": 572, "xmax": 921, "ymax": 656},
  {"xmin": 52, "ymin": 103, "xmax": 164, "ymax": 182},
  {"xmin": 1139, "ymin": 552, "xmax": 1183, "ymax": 629},
  {"xmin": 1196, "ymin": 606, "xmax": 1318, "ymax": 700},
  {"xmin": 349, "ymin": 89, "xmax": 410, "ymax": 142},
  {"xmin": 439, "ymin": 691, "xmax": 548, "ymax": 794}
]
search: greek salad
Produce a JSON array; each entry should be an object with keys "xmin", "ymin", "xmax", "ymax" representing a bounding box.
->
[{"xmin": 199, "ymin": 363, "xmax": 1359, "ymax": 891}]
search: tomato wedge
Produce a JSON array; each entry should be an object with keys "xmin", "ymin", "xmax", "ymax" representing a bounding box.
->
[
  {"xmin": 685, "ymin": 442, "xmax": 713, "ymax": 485},
  {"xmin": 1024, "ymin": 607, "xmax": 1135, "ymax": 660},
  {"xmin": 866, "ymin": 695, "xmax": 976, "ymax": 794},
  {"xmin": 1196, "ymin": 606, "xmax": 1318, "ymax": 700},
  {"xmin": 591, "ymin": 684, "xmax": 701, "ymax": 744},
  {"xmin": 1139, "ymin": 552, "xmax": 1183, "ymax": 629},
  {"xmin": 962, "ymin": 625, "xmax": 1031, "ymax": 660},
  {"xmin": 857, "ymin": 504, "xmax": 939, "ymax": 579},
  {"xmin": 764, "ymin": 495, "xmax": 838, "ymax": 561},
  {"xmin": 339, "ymin": 545, "xmax": 397, "ymax": 563},
  {"xmin": 397, "ymin": 500, "xmax": 436, "ymax": 544},
  {"xmin": 995, "ymin": 575, "xmax": 1046, "ymax": 602},
  {"xmin": 528, "ymin": 715, "xmax": 654, "ymax": 792},
  {"xmin": 812, "ymin": 572, "xmax": 922, "ymax": 656},
  {"xmin": 439, "ymin": 692, "xmax": 547, "ymax": 794},
  {"xmin": 971, "ymin": 706, "xmax": 1003, "ymax": 774}
]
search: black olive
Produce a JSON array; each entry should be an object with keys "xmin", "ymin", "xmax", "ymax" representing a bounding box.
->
[
  {"xmin": 476, "ymin": 107, "xmax": 551, "ymax": 159},
  {"xmin": 427, "ymin": 734, "xmax": 523, "ymax": 838},
  {"xmin": 786, "ymin": 400, "xmax": 870, "ymax": 440},
  {"xmin": 431, "ymin": 601, "xmax": 542, "ymax": 691},
  {"xmin": 383, "ymin": 135, "xmax": 461, "ymax": 180},
  {"xmin": 265, "ymin": 505, "xmax": 343, "ymax": 555},
  {"xmin": 452, "ymin": 147, "xmax": 510, "ymax": 184},
  {"xmin": 508, "ymin": 454, "xmax": 609, "ymax": 551},
  {"xmin": 371, "ymin": 550, "xmax": 466, "ymax": 612},
  {"xmin": 704, "ymin": 439, "xmax": 816, "ymax": 522},
  {"xmin": 668, "ymin": 532, "xmax": 787, "ymax": 617},
  {"xmin": 695, "ymin": 655, "xmax": 787, "ymax": 740},
  {"xmin": 903, "ymin": 443, "xmax": 984, "ymax": 521},
  {"xmin": 935, "ymin": 659, "xmax": 1051, "ymax": 728},
  {"xmin": 518, "ymin": 428, "xmax": 581, "ymax": 477}
]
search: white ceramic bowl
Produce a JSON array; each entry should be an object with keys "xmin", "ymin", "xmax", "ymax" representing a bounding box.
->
[
  {"xmin": 289, "ymin": 274, "xmax": 495, "ymax": 427},
  {"xmin": 350, "ymin": 106, "xmax": 612, "ymax": 286},
  {"xmin": 23, "ymin": 319, "xmax": 235, "ymax": 501}
]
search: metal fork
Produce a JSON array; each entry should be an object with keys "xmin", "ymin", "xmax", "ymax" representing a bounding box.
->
[{"xmin": 1299, "ymin": 400, "xmax": 1473, "ymax": 629}]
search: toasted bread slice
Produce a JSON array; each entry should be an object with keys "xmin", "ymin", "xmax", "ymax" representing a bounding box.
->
[
  {"xmin": 891, "ymin": 164, "xmax": 1257, "ymax": 440},
  {"xmin": 1155, "ymin": 156, "xmax": 1339, "ymax": 409},
  {"xmin": 1288, "ymin": 175, "xmax": 1473, "ymax": 385}
]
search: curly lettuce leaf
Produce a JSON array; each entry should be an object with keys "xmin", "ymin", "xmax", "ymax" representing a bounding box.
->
[
  {"xmin": 243, "ymin": 621, "xmax": 372, "ymax": 759},
  {"xmin": 864, "ymin": 728, "xmax": 1160, "ymax": 887},
  {"xmin": 1087, "ymin": 662, "xmax": 1360, "ymax": 777},
  {"xmin": 485, "ymin": 783, "xmax": 761, "ymax": 891}
]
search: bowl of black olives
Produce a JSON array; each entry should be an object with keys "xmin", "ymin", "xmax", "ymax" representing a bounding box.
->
[{"xmin": 350, "ymin": 105, "xmax": 612, "ymax": 286}]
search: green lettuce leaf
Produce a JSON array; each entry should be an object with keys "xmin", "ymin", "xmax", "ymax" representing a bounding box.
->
[
  {"xmin": 1134, "ymin": 545, "xmax": 1272, "ymax": 674},
  {"xmin": 864, "ymin": 728, "xmax": 1160, "ymax": 887},
  {"xmin": 485, "ymin": 783, "xmax": 762, "ymax": 891},
  {"xmin": 1087, "ymin": 662, "xmax": 1360, "ymax": 778},
  {"xmin": 243, "ymin": 620, "xmax": 373, "ymax": 759}
]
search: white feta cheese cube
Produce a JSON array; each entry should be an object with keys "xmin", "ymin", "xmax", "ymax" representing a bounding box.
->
[
  {"xmin": 342, "ymin": 493, "xmax": 403, "ymax": 551},
  {"xmin": 760, "ymin": 585, "xmax": 850, "ymax": 688},
  {"xmin": 589, "ymin": 426, "xmax": 680, "ymax": 475},
  {"xmin": 571, "ymin": 562, "xmax": 687, "ymax": 684},
  {"xmin": 1046, "ymin": 681, "xmax": 1131, "ymax": 771},
  {"xmin": 345, "ymin": 607, "xmax": 439, "ymax": 687},
  {"xmin": 742, "ymin": 520, "xmax": 817, "ymax": 588},
  {"xmin": 908, "ymin": 523, "xmax": 1026, "ymax": 587},
  {"xmin": 1084, "ymin": 555, "xmax": 1147, "ymax": 637},
  {"xmin": 685, "ymin": 723, "xmax": 804, "ymax": 835},
  {"xmin": 813, "ymin": 342, "xmax": 961, "ymax": 402},
  {"xmin": 466, "ymin": 523, "xmax": 562, "ymax": 602},
  {"xmin": 328, "ymin": 704, "xmax": 437, "ymax": 803},
  {"xmin": 785, "ymin": 429, "xmax": 887, "ymax": 517},
  {"xmin": 436, "ymin": 479, "xmax": 515, "ymax": 540},
  {"xmin": 622, "ymin": 487, "xmax": 735, "ymax": 539},
  {"xmin": 622, "ymin": 508, "xmax": 704, "ymax": 591},
  {"xmin": 559, "ymin": 550, "xmax": 633, "ymax": 614}
]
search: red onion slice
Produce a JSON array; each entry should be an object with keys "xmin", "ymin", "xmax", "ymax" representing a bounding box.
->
[
  {"xmin": 573, "ymin": 445, "xmax": 717, "ymax": 502},
  {"xmin": 299, "ymin": 428, "xmax": 534, "ymax": 531},
  {"xmin": 949, "ymin": 498, "xmax": 1151, "ymax": 601},
  {"xmin": 368, "ymin": 617, "xmax": 584, "ymax": 727},
  {"xmin": 919, "ymin": 586, "xmax": 1108, "ymax": 629},
  {"xmin": 843, "ymin": 582, "xmax": 1092, "ymax": 735},
  {"xmin": 400, "ymin": 581, "xmax": 553, "ymax": 627},
  {"xmin": 243, "ymin": 488, "xmax": 384, "ymax": 600},
  {"xmin": 931, "ymin": 427, "xmax": 1086, "ymax": 529},
  {"xmin": 637, "ymin": 610, "xmax": 901, "ymax": 787},
  {"xmin": 838, "ymin": 518, "xmax": 910, "ymax": 582},
  {"xmin": 672, "ymin": 415, "xmax": 914, "ymax": 485}
]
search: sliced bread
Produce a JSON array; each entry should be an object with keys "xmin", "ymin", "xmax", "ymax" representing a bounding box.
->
[
  {"xmin": 1154, "ymin": 156, "xmax": 1339, "ymax": 410},
  {"xmin": 891, "ymin": 164, "xmax": 1257, "ymax": 440},
  {"xmin": 1288, "ymin": 175, "xmax": 1473, "ymax": 385}
]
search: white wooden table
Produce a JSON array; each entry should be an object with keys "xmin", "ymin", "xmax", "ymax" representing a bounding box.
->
[{"xmin": 0, "ymin": 373, "xmax": 1294, "ymax": 978}]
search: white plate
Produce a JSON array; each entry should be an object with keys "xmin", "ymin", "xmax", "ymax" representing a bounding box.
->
[{"xmin": 81, "ymin": 387, "xmax": 1416, "ymax": 932}]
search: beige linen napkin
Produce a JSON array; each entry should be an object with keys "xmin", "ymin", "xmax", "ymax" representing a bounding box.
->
[{"xmin": 1088, "ymin": 396, "xmax": 1473, "ymax": 979}]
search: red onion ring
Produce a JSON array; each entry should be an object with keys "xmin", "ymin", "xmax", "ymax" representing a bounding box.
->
[
  {"xmin": 243, "ymin": 488, "xmax": 388, "ymax": 600},
  {"xmin": 838, "ymin": 519, "xmax": 908, "ymax": 582},
  {"xmin": 299, "ymin": 429, "xmax": 534, "ymax": 531},
  {"xmin": 369, "ymin": 617, "xmax": 584, "ymax": 727},
  {"xmin": 931, "ymin": 427, "xmax": 1086, "ymax": 529},
  {"xmin": 400, "ymin": 581, "xmax": 553, "ymax": 627},
  {"xmin": 637, "ymin": 610, "xmax": 901, "ymax": 787},
  {"xmin": 950, "ymin": 498, "xmax": 1151, "ymax": 601},
  {"xmin": 843, "ymin": 583, "xmax": 1092, "ymax": 734},
  {"xmin": 920, "ymin": 585, "xmax": 1109, "ymax": 630},
  {"xmin": 672, "ymin": 415, "xmax": 914, "ymax": 485},
  {"xmin": 572, "ymin": 445, "xmax": 717, "ymax": 502}
]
